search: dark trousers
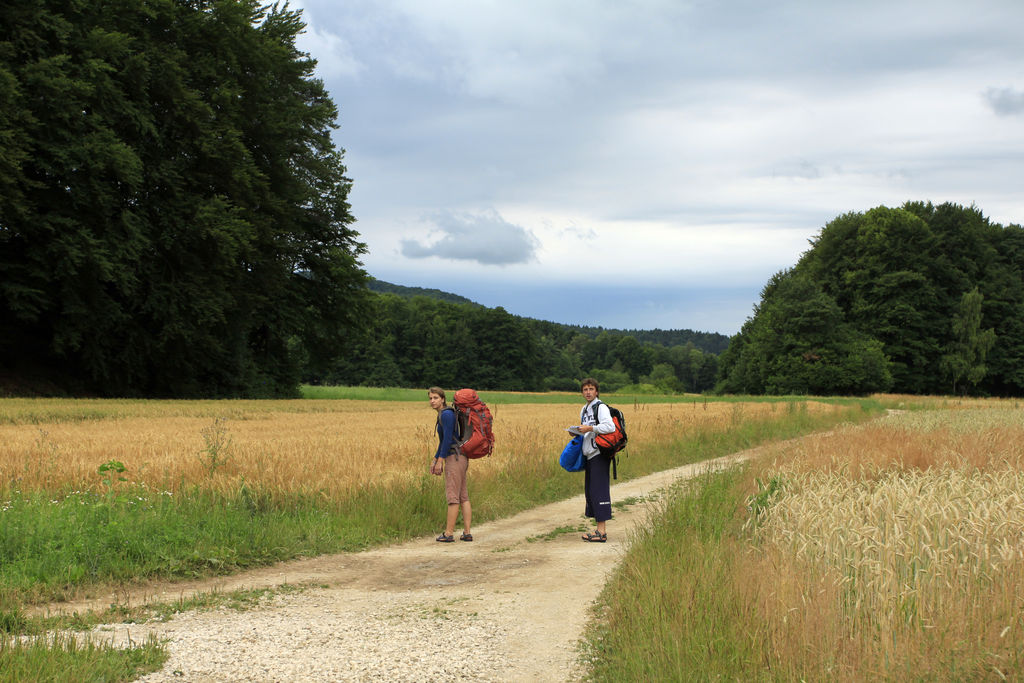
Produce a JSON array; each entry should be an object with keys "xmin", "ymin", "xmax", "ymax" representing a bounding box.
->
[{"xmin": 584, "ymin": 453, "xmax": 612, "ymax": 522}]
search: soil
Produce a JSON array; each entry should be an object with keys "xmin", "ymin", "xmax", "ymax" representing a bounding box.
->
[{"xmin": 37, "ymin": 450, "xmax": 757, "ymax": 682}]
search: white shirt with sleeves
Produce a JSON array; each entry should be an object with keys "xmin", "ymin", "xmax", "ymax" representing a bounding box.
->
[{"xmin": 580, "ymin": 398, "xmax": 615, "ymax": 459}]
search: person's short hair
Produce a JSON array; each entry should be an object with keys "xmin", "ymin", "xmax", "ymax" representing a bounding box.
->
[
  {"xmin": 581, "ymin": 377, "xmax": 600, "ymax": 394},
  {"xmin": 428, "ymin": 386, "xmax": 446, "ymax": 404}
]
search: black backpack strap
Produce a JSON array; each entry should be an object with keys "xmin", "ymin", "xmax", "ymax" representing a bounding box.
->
[
  {"xmin": 591, "ymin": 401, "xmax": 617, "ymax": 479},
  {"xmin": 439, "ymin": 407, "xmax": 460, "ymax": 439},
  {"xmin": 451, "ymin": 406, "xmax": 464, "ymax": 440}
]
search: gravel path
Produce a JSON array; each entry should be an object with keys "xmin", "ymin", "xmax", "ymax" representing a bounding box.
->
[{"xmin": 43, "ymin": 451, "xmax": 753, "ymax": 682}]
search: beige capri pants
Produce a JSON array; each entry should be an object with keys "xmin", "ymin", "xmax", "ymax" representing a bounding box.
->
[{"xmin": 443, "ymin": 453, "xmax": 469, "ymax": 504}]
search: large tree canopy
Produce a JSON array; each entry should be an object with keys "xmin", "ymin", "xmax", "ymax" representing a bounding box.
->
[
  {"xmin": 0, "ymin": 0, "xmax": 368, "ymax": 397},
  {"xmin": 718, "ymin": 202, "xmax": 1024, "ymax": 396},
  {"xmin": 716, "ymin": 270, "xmax": 892, "ymax": 395}
]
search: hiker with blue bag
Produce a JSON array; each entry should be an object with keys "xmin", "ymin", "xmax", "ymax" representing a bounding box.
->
[{"xmin": 574, "ymin": 378, "xmax": 616, "ymax": 542}]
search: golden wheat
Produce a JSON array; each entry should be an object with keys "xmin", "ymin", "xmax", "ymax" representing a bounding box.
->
[
  {"xmin": 755, "ymin": 408, "xmax": 1024, "ymax": 475},
  {"xmin": 752, "ymin": 467, "xmax": 1024, "ymax": 612},
  {"xmin": 745, "ymin": 407, "xmax": 1024, "ymax": 677},
  {"xmin": 0, "ymin": 398, "xmax": 842, "ymax": 497},
  {"xmin": 873, "ymin": 394, "xmax": 1023, "ymax": 412}
]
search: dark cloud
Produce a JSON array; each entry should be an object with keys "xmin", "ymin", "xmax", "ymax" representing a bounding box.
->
[
  {"xmin": 983, "ymin": 87, "xmax": 1024, "ymax": 116},
  {"xmin": 401, "ymin": 209, "xmax": 539, "ymax": 265}
]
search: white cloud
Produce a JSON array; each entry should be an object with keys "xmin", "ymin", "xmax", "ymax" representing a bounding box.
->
[
  {"xmin": 400, "ymin": 209, "xmax": 540, "ymax": 266},
  {"xmin": 291, "ymin": 9, "xmax": 365, "ymax": 80}
]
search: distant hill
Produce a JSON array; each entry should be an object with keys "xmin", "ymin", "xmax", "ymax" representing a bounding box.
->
[
  {"xmin": 368, "ymin": 278, "xmax": 731, "ymax": 354},
  {"xmin": 367, "ymin": 278, "xmax": 480, "ymax": 306},
  {"xmin": 559, "ymin": 325, "xmax": 731, "ymax": 355}
]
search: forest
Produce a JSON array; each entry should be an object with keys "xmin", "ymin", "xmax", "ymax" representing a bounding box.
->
[
  {"xmin": 317, "ymin": 284, "xmax": 725, "ymax": 394},
  {"xmin": 717, "ymin": 202, "xmax": 1024, "ymax": 397},
  {"xmin": 1, "ymin": 0, "xmax": 370, "ymax": 397}
]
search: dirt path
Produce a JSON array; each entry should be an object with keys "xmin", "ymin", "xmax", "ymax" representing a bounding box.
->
[{"xmin": 41, "ymin": 450, "xmax": 757, "ymax": 682}]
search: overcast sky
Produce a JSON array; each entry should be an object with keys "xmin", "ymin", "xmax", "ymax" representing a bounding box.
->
[{"xmin": 288, "ymin": 0, "xmax": 1024, "ymax": 336}]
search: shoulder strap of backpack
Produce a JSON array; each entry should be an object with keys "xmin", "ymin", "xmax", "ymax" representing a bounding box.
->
[
  {"xmin": 438, "ymin": 406, "xmax": 460, "ymax": 439},
  {"xmin": 591, "ymin": 400, "xmax": 618, "ymax": 478}
]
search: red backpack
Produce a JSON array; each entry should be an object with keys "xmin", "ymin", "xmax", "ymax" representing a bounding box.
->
[
  {"xmin": 592, "ymin": 401, "xmax": 627, "ymax": 478},
  {"xmin": 453, "ymin": 389, "xmax": 495, "ymax": 458}
]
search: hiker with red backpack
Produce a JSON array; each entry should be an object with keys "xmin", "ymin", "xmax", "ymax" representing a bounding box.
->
[
  {"xmin": 575, "ymin": 378, "xmax": 616, "ymax": 543},
  {"xmin": 428, "ymin": 387, "xmax": 494, "ymax": 543},
  {"xmin": 428, "ymin": 386, "xmax": 472, "ymax": 542}
]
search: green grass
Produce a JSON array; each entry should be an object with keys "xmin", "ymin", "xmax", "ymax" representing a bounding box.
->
[
  {"xmin": 525, "ymin": 523, "xmax": 589, "ymax": 543},
  {"xmin": 301, "ymin": 384, "xmax": 888, "ymax": 408},
  {"xmin": 0, "ymin": 477, "xmax": 451, "ymax": 607},
  {"xmin": 0, "ymin": 632, "xmax": 166, "ymax": 683},
  {"xmin": 300, "ymin": 385, "xmax": 435, "ymax": 401},
  {"xmin": 581, "ymin": 467, "xmax": 766, "ymax": 681}
]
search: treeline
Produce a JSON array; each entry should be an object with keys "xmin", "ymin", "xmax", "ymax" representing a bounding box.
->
[
  {"xmin": 550, "ymin": 324, "xmax": 730, "ymax": 355},
  {"xmin": 367, "ymin": 278, "xmax": 730, "ymax": 354},
  {"xmin": 314, "ymin": 293, "xmax": 723, "ymax": 394},
  {"xmin": 718, "ymin": 202, "xmax": 1024, "ymax": 397},
  {"xmin": 367, "ymin": 278, "xmax": 478, "ymax": 306},
  {"xmin": 1, "ymin": 1, "xmax": 369, "ymax": 398}
]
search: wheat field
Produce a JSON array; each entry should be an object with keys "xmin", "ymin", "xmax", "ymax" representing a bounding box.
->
[
  {"xmin": 0, "ymin": 398, "xmax": 844, "ymax": 497},
  {"xmin": 743, "ymin": 407, "xmax": 1024, "ymax": 678}
]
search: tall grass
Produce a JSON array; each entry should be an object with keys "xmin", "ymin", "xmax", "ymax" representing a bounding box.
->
[
  {"xmin": 0, "ymin": 632, "xmax": 165, "ymax": 682},
  {"xmin": 581, "ymin": 468, "xmax": 759, "ymax": 680},
  {"xmin": 585, "ymin": 404, "xmax": 1024, "ymax": 681}
]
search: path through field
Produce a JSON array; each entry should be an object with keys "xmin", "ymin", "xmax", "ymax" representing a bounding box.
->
[{"xmin": 44, "ymin": 450, "xmax": 756, "ymax": 682}]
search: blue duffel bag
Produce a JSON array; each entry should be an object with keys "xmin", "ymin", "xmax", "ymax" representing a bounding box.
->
[{"xmin": 559, "ymin": 434, "xmax": 585, "ymax": 472}]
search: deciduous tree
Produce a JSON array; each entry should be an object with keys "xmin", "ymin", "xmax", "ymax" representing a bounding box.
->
[
  {"xmin": 941, "ymin": 287, "xmax": 996, "ymax": 394},
  {"xmin": 0, "ymin": 0, "xmax": 368, "ymax": 396}
]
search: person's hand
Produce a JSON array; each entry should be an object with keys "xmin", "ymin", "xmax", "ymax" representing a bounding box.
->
[
  {"xmin": 579, "ymin": 425, "xmax": 593, "ymax": 433},
  {"xmin": 430, "ymin": 458, "xmax": 443, "ymax": 476}
]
